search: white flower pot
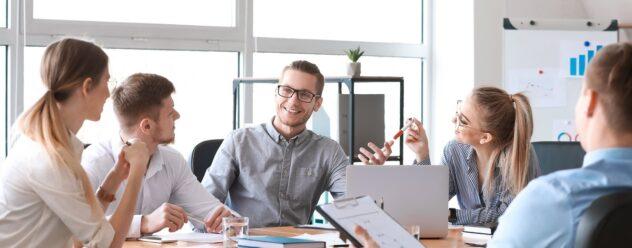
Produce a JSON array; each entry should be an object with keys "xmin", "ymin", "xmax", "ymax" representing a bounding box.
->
[{"xmin": 347, "ymin": 62, "xmax": 361, "ymax": 77}]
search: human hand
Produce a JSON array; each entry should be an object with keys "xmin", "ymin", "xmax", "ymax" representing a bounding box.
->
[
  {"xmin": 110, "ymin": 151, "xmax": 130, "ymax": 181},
  {"xmin": 358, "ymin": 140, "xmax": 394, "ymax": 165},
  {"xmin": 404, "ymin": 118, "xmax": 430, "ymax": 162},
  {"xmin": 352, "ymin": 225, "xmax": 380, "ymax": 248},
  {"xmin": 141, "ymin": 203, "xmax": 188, "ymax": 233},
  {"xmin": 204, "ymin": 205, "xmax": 233, "ymax": 233},
  {"xmin": 121, "ymin": 139, "xmax": 150, "ymax": 176}
]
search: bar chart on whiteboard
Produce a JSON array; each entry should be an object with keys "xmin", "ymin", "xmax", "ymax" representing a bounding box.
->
[
  {"xmin": 564, "ymin": 41, "xmax": 605, "ymax": 77},
  {"xmin": 502, "ymin": 21, "xmax": 618, "ymax": 141}
]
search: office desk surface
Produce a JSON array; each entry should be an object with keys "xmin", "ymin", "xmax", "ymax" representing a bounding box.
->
[{"xmin": 123, "ymin": 226, "xmax": 471, "ymax": 247}]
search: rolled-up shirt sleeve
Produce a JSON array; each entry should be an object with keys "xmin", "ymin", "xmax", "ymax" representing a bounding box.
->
[
  {"xmin": 202, "ymin": 132, "xmax": 239, "ymax": 203},
  {"xmin": 27, "ymin": 167, "xmax": 114, "ymax": 247},
  {"xmin": 327, "ymin": 143, "xmax": 349, "ymax": 199},
  {"xmin": 172, "ymin": 152, "xmax": 239, "ymax": 231}
]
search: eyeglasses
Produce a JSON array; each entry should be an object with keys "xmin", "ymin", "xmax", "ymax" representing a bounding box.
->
[
  {"xmin": 276, "ymin": 85, "xmax": 320, "ymax": 103},
  {"xmin": 454, "ymin": 100, "xmax": 478, "ymax": 131}
]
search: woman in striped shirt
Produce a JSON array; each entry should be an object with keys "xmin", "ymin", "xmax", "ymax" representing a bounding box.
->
[{"xmin": 359, "ymin": 87, "xmax": 541, "ymax": 225}]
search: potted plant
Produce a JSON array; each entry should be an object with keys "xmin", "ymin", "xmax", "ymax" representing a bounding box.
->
[{"xmin": 345, "ymin": 46, "xmax": 364, "ymax": 77}]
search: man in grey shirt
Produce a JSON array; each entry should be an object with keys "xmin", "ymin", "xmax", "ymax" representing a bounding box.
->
[{"xmin": 201, "ymin": 60, "xmax": 349, "ymax": 228}]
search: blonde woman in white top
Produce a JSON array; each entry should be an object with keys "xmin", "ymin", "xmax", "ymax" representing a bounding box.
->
[{"xmin": 0, "ymin": 38, "xmax": 150, "ymax": 247}]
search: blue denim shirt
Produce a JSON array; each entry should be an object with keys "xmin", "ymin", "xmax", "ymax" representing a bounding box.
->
[{"xmin": 489, "ymin": 147, "xmax": 632, "ymax": 247}]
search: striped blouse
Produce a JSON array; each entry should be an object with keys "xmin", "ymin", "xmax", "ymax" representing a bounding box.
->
[{"xmin": 417, "ymin": 140, "xmax": 541, "ymax": 225}]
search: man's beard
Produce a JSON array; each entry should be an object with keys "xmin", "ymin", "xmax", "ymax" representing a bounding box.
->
[{"xmin": 154, "ymin": 127, "xmax": 175, "ymax": 145}]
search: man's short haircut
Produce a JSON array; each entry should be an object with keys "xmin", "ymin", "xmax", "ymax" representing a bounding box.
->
[
  {"xmin": 586, "ymin": 42, "xmax": 632, "ymax": 132},
  {"xmin": 112, "ymin": 73, "xmax": 175, "ymax": 129},
  {"xmin": 280, "ymin": 60, "xmax": 325, "ymax": 95}
]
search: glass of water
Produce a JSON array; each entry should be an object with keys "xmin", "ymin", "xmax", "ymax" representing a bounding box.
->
[{"xmin": 222, "ymin": 216, "xmax": 249, "ymax": 247}]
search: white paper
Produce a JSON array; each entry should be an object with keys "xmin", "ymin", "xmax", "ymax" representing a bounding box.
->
[
  {"xmin": 153, "ymin": 232, "xmax": 223, "ymax": 243},
  {"xmin": 294, "ymin": 233, "xmax": 347, "ymax": 247},
  {"xmin": 319, "ymin": 196, "xmax": 424, "ymax": 248},
  {"xmin": 506, "ymin": 67, "xmax": 566, "ymax": 108},
  {"xmin": 462, "ymin": 232, "xmax": 492, "ymax": 246}
]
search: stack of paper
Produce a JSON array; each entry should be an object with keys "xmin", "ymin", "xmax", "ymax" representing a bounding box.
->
[
  {"xmin": 293, "ymin": 233, "xmax": 346, "ymax": 247},
  {"xmin": 153, "ymin": 231, "xmax": 223, "ymax": 243}
]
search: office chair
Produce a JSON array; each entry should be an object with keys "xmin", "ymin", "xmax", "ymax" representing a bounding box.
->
[
  {"xmin": 575, "ymin": 190, "xmax": 632, "ymax": 248},
  {"xmin": 531, "ymin": 141, "xmax": 585, "ymax": 175},
  {"xmin": 189, "ymin": 139, "xmax": 223, "ymax": 182}
]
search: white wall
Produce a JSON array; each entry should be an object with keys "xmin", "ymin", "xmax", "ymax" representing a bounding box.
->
[{"xmin": 474, "ymin": 0, "xmax": 505, "ymax": 88}]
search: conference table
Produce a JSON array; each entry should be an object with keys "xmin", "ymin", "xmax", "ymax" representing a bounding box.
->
[{"xmin": 123, "ymin": 226, "xmax": 473, "ymax": 247}]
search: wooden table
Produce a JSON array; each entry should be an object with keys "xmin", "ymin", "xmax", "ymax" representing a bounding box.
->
[{"xmin": 123, "ymin": 226, "xmax": 472, "ymax": 247}]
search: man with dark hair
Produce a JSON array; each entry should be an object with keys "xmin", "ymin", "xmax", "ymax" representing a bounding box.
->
[
  {"xmin": 202, "ymin": 60, "xmax": 349, "ymax": 228},
  {"xmin": 82, "ymin": 73, "xmax": 236, "ymax": 238}
]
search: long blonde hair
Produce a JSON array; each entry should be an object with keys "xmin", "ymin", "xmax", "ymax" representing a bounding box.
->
[
  {"xmin": 472, "ymin": 87, "xmax": 534, "ymax": 196},
  {"xmin": 18, "ymin": 38, "xmax": 108, "ymax": 217}
]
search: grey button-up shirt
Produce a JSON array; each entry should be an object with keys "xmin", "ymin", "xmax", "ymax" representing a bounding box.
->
[{"xmin": 201, "ymin": 118, "xmax": 349, "ymax": 228}]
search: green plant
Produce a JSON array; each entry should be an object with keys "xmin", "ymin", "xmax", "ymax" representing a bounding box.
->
[{"xmin": 345, "ymin": 46, "xmax": 364, "ymax": 63}]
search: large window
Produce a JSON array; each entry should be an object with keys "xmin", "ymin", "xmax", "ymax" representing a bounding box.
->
[
  {"xmin": 254, "ymin": 0, "xmax": 422, "ymax": 43},
  {"xmin": 34, "ymin": 0, "xmax": 236, "ymax": 27},
  {"xmin": 0, "ymin": 0, "xmax": 6, "ymax": 28},
  {"xmin": 4, "ymin": 1, "xmax": 429, "ymax": 163},
  {"xmin": 24, "ymin": 47, "xmax": 238, "ymax": 155},
  {"xmin": 0, "ymin": 46, "xmax": 6, "ymax": 156}
]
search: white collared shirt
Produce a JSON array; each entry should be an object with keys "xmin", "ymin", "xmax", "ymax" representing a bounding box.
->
[
  {"xmin": 0, "ymin": 133, "xmax": 115, "ymax": 248},
  {"xmin": 81, "ymin": 136, "xmax": 227, "ymax": 238}
]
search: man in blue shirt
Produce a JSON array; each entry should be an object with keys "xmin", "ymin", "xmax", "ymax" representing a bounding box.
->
[{"xmin": 488, "ymin": 42, "xmax": 632, "ymax": 247}]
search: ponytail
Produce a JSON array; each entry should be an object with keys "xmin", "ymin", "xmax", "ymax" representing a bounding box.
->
[
  {"xmin": 18, "ymin": 38, "xmax": 108, "ymax": 219},
  {"xmin": 19, "ymin": 91, "xmax": 103, "ymax": 218},
  {"xmin": 473, "ymin": 87, "xmax": 534, "ymax": 197},
  {"xmin": 505, "ymin": 93, "xmax": 533, "ymax": 195}
]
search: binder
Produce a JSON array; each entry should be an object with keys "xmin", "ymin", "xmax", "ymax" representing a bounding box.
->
[{"xmin": 315, "ymin": 195, "xmax": 424, "ymax": 248}]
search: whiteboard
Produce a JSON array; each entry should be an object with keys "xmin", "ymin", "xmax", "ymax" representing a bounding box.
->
[{"xmin": 503, "ymin": 27, "xmax": 618, "ymax": 141}]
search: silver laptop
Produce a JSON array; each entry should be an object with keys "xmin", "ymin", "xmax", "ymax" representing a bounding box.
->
[{"xmin": 346, "ymin": 165, "xmax": 449, "ymax": 238}]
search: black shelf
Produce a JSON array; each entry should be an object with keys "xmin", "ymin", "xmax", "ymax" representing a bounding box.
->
[{"xmin": 233, "ymin": 76, "xmax": 405, "ymax": 164}]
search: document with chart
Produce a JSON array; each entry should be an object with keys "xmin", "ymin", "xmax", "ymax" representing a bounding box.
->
[{"xmin": 316, "ymin": 195, "xmax": 424, "ymax": 248}]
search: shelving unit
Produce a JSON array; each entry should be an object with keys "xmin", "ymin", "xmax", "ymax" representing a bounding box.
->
[{"xmin": 232, "ymin": 76, "xmax": 405, "ymax": 164}]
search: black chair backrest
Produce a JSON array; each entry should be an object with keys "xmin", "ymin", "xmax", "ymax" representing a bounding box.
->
[
  {"xmin": 189, "ymin": 139, "xmax": 223, "ymax": 182},
  {"xmin": 575, "ymin": 190, "xmax": 632, "ymax": 248},
  {"xmin": 532, "ymin": 141, "xmax": 585, "ymax": 175}
]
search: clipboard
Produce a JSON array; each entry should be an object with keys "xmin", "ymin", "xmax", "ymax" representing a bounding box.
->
[{"xmin": 315, "ymin": 195, "xmax": 424, "ymax": 248}]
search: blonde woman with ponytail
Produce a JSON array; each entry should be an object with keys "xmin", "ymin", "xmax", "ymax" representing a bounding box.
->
[
  {"xmin": 0, "ymin": 38, "xmax": 150, "ymax": 247},
  {"xmin": 359, "ymin": 86, "xmax": 541, "ymax": 225}
]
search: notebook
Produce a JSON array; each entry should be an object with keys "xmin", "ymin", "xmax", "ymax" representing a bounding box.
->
[{"xmin": 237, "ymin": 236, "xmax": 325, "ymax": 248}]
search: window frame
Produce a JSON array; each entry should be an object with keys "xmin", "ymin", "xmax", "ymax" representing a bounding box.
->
[{"xmin": 2, "ymin": 0, "xmax": 433, "ymax": 158}]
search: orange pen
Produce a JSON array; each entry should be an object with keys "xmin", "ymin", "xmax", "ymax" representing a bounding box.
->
[{"xmin": 392, "ymin": 118, "xmax": 413, "ymax": 141}]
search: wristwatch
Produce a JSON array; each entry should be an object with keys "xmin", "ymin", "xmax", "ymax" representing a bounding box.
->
[
  {"xmin": 448, "ymin": 208, "xmax": 457, "ymax": 223},
  {"xmin": 96, "ymin": 186, "xmax": 116, "ymax": 203}
]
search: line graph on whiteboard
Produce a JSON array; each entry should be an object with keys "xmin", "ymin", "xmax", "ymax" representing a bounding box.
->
[{"xmin": 506, "ymin": 67, "xmax": 566, "ymax": 107}]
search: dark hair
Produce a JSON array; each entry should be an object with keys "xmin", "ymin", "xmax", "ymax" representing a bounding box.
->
[
  {"xmin": 281, "ymin": 60, "xmax": 325, "ymax": 95},
  {"xmin": 112, "ymin": 73, "xmax": 175, "ymax": 129},
  {"xmin": 472, "ymin": 87, "xmax": 534, "ymax": 196},
  {"xmin": 586, "ymin": 42, "xmax": 632, "ymax": 132}
]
